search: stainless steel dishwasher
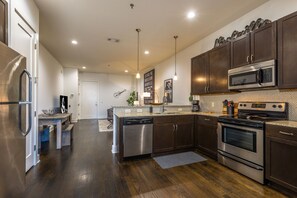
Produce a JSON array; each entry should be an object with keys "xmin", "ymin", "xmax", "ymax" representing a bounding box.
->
[{"xmin": 123, "ymin": 117, "xmax": 153, "ymax": 157}]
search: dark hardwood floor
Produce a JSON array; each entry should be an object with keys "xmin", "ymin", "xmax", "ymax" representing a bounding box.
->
[{"xmin": 26, "ymin": 120, "xmax": 287, "ymax": 198}]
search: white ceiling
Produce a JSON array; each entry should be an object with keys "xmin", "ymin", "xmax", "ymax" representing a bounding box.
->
[{"xmin": 34, "ymin": 0, "xmax": 268, "ymax": 74}]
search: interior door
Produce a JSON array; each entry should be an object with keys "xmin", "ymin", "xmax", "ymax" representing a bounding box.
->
[
  {"xmin": 81, "ymin": 81, "xmax": 98, "ymax": 119},
  {"xmin": 11, "ymin": 14, "xmax": 36, "ymax": 172}
]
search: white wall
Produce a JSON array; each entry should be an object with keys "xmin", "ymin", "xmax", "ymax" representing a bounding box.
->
[
  {"xmin": 139, "ymin": 0, "xmax": 297, "ymax": 106},
  {"xmin": 64, "ymin": 68, "xmax": 79, "ymax": 122},
  {"xmin": 9, "ymin": 0, "xmax": 39, "ymax": 34},
  {"xmin": 38, "ymin": 44, "xmax": 64, "ymax": 113},
  {"xmin": 79, "ymin": 72, "xmax": 135, "ymax": 119}
]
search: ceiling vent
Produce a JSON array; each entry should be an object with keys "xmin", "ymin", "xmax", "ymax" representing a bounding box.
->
[{"xmin": 107, "ymin": 38, "xmax": 120, "ymax": 43}]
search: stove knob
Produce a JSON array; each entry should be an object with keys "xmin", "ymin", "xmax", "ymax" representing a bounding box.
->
[
  {"xmin": 244, "ymin": 104, "xmax": 247, "ymax": 107},
  {"xmin": 272, "ymin": 105, "xmax": 277, "ymax": 108},
  {"xmin": 240, "ymin": 104, "xmax": 243, "ymax": 107},
  {"xmin": 278, "ymin": 105, "xmax": 283, "ymax": 109}
]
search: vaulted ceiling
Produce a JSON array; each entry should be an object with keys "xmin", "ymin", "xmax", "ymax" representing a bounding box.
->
[{"xmin": 34, "ymin": 0, "xmax": 268, "ymax": 74}]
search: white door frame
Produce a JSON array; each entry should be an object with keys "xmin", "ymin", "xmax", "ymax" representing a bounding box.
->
[{"xmin": 79, "ymin": 80, "xmax": 99, "ymax": 119}]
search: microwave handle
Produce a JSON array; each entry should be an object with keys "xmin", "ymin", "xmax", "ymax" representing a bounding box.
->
[{"xmin": 256, "ymin": 69, "xmax": 263, "ymax": 85}]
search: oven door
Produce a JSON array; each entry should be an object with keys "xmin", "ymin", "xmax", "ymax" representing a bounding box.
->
[{"xmin": 217, "ymin": 123, "xmax": 263, "ymax": 166}]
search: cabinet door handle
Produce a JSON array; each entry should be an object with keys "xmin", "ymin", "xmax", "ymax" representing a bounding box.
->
[
  {"xmin": 246, "ymin": 56, "xmax": 250, "ymax": 63},
  {"xmin": 251, "ymin": 54, "xmax": 254, "ymax": 63},
  {"xmin": 173, "ymin": 124, "xmax": 175, "ymax": 131},
  {"xmin": 176, "ymin": 124, "xmax": 178, "ymax": 131},
  {"xmin": 279, "ymin": 131, "xmax": 294, "ymax": 136},
  {"xmin": 205, "ymin": 86, "xmax": 207, "ymax": 93}
]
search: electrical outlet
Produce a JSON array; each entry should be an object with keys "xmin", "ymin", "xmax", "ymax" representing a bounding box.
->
[
  {"xmin": 211, "ymin": 102, "xmax": 215, "ymax": 107},
  {"xmin": 125, "ymin": 109, "xmax": 131, "ymax": 113}
]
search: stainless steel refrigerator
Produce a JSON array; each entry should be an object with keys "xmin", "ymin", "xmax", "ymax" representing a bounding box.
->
[{"xmin": 0, "ymin": 42, "xmax": 32, "ymax": 196}]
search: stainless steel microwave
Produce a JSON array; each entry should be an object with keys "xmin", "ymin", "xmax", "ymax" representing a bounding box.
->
[{"xmin": 228, "ymin": 60, "xmax": 276, "ymax": 90}]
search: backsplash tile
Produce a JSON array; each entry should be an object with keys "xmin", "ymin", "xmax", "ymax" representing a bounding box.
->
[{"xmin": 199, "ymin": 89, "xmax": 297, "ymax": 121}]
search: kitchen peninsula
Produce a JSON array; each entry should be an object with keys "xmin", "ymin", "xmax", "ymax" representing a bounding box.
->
[{"xmin": 113, "ymin": 105, "xmax": 224, "ymax": 162}]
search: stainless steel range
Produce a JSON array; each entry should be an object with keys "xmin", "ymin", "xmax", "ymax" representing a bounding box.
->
[{"xmin": 217, "ymin": 102, "xmax": 288, "ymax": 184}]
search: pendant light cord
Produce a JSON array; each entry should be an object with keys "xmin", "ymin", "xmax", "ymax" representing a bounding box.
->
[
  {"xmin": 174, "ymin": 35, "xmax": 178, "ymax": 75},
  {"xmin": 136, "ymin": 29, "xmax": 141, "ymax": 74}
]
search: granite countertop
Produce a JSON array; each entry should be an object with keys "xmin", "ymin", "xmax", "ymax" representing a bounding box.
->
[
  {"xmin": 114, "ymin": 111, "xmax": 225, "ymax": 118},
  {"xmin": 112, "ymin": 105, "xmax": 192, "ymax": 108},
  {"xmin": 266, "ymin": 120, "xmax": 297, "ymax": 128},
  {"xmin": 39, "ymin": 113, "xmax": 71, "ymax": 120}
]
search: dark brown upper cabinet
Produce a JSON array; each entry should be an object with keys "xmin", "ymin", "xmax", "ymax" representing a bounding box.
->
[
  {"xmin": 0, "ymin": 0, "xmax": 8, "ymax": 45},
  {"xmin": 191, "ymin": 53, "xmax": 209, "ymax": 95},
  {"xmin": 231, "ymin": 34, "xmax": 250, "ymax": 68},
  {"xmin": 191, "ymin": 43, "xmax": 230, "ymax": 95},
  {"xmin": 277, "ymin": 11, "xmax": 297, "ymax": 89},
  {"xmin": 231, "ymin": 22, "xmax": 276, "ymax": 68},
  {"xmin": 209, "ymin": 42, "xmax": 231, "ymax": 93}
]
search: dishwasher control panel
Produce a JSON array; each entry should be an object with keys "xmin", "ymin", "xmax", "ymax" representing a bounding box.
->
[{"xmin": 123, "ymin": 118, "xmax": 153, "ymax": 125}]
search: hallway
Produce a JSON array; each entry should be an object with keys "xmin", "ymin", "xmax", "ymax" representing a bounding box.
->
[{"xmin": 25, "ymin": 120, "xmax": 285, "ymax": 198}]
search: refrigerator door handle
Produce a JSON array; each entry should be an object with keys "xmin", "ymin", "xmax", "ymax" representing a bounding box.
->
[{"xmin": 18, "ymin": 69, "xmax": 32, "ymax": 136}]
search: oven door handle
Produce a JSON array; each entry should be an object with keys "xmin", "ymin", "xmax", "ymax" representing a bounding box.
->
[
  {"xmin": 218, "ymin": 150, "xmax": 263, "ymax": 171},
  {"xmin": 219, "ymin": 123, "xmax": 263, "ymax": 133}
]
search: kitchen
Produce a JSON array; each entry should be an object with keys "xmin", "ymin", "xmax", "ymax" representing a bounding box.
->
[{"xmin": 0, "ymin": 1, "xmax": 296, "ymax": 196}]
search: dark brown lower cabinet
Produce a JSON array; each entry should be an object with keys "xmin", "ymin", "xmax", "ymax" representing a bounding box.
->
[
  {"xmin": 153, "ymin": 122, "xmax": 175, "ymax": 153},
  {"xmin": 153, "ymin": 115, "xmax": 194, "ymax": 154},
  {"xmin": 266, "ymin": 124, "xmax": 297, "ymax": 193},
  {"xmin": 195, "ymin": 116, "xmax": 218, "ymax": 160},
  {"xmin": 175, "ymin": 116, "xmax": 194, "ymax": 150}
]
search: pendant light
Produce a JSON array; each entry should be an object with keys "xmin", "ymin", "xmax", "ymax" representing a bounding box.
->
[
  {"xmin": 173, "ymin": 35, "xmax": 178, "ymax": 81},
  {"xmin": 136, "ymin": 28, "xmax": 141, "ymax": 79}
]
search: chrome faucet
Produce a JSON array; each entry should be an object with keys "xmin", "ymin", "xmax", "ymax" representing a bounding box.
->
[{"xmin": 162, "ymin": 95, "xmax": 168, "ymax": 113}]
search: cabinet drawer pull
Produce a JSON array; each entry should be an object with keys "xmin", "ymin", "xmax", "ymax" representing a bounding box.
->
[
  {"xmin": 246, "ymin": 56, "xmax": 250, "ymax": 63},
  {"xmin": 204, "ymin": 118, "xmax": 210, "ymax": 121},
  {"xmin": 279, "ymin": 131, "xmax": 294, "ymax": 136}
]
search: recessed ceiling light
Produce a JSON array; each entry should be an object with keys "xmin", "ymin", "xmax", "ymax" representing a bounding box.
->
[
  {"xmin": 82, "ymin": 66, "xmax": 86, "ymax": 69},
  {"xmin": 71, "ymin": 40, "xmax": 78, "ymax": 45},
  {"xmin": 144, "ymin": 50, "xmax": 150, "ymax": 55},
  {"xmin": 187, "ymin": 11, "xmax": 196, "ymax": 19},
  {"xmin": 125, "ymin": 70, "xmax": 128, "ymax": 73}
]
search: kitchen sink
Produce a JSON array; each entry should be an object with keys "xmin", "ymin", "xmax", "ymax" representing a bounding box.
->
[{"xmin": 153, "ymin": 111, "xmax": 181, "ymax": 115}]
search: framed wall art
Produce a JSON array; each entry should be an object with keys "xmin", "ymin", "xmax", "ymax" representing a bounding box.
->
[
  {"xmin": 164, "ymin": 78, "xmax": 173, "ymax": 103},
  {"xmin": 143, "ymin": 69, "xmax": 155, "ymax": 104}
]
